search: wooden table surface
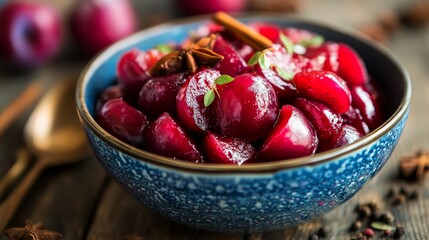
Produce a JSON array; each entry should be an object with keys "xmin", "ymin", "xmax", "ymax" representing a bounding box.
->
[{"xmin": 1, "ymin": 0, "xmax": 428, "ymax": 239}]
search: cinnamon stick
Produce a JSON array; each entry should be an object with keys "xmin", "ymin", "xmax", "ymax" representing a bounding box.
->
[
  {"xmin": 213, "ymin": 12, "xmax": 273, "ymax": 51},
  {"xmin": 0, "ymin": 81, "xmax": 42, "ymax": 136}
]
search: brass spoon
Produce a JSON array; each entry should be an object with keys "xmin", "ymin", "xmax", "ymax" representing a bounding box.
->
[
  {"xmin": 0, "ymin": 78, "xmax": 89, "ymax": 230},
  {"xmin": 0, "ymin": 149, "xmax": 31, "ymax": 198}
]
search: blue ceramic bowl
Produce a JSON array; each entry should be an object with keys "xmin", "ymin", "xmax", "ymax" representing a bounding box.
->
[{"xmin": 76, "ymin": 14, "xmax": 411, "ymax": 232}]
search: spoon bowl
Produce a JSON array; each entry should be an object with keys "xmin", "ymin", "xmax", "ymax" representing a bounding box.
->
[
  {"xmin": 0, "ymin": 78, "xmax": 89, "ymax": 230},
  {"xmin": 24, "ymin": 78, "xmax": 89, "ymax": 164}
]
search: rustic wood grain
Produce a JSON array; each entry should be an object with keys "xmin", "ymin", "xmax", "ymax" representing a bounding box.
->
[
  {"xmin": 86, "ymin": 180, "xmax": 247, "ymax": 240},
  {"xmin": 0, "ymin": 158, "xmax": 108, "ymax": 240}
]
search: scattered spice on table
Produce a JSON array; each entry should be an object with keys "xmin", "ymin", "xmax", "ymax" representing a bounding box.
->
[
  {"xmin": 357, "ymin": 1, "xmax": 429, "ymax": 43},
  {"xmin": 377, "ymin": 212, "xmax": 395, "ymax": 224},
  {"xmin": 399, "ymin": 1, "xmax": 429, "ymax": 26},
  {"xmin": 308, "ymin": 234, "xmax": 319, "ymax": 240},
  {"xmin": 3, "ymin": 220, "xmax": 62, "ymax": 240},
  {"xmin": 386, "ymin": 184, "xmax": 419, "ymax": 206},
  {"xmin": 346, "ymin": 148, "xmax": 429, "ymax": 239},
  {"xmin": 348, "ymin": 200, "xmax": 405, "ymax": 239},
  {"xmin": 350, "ymin": 233, "xmax": 367, "ymax": 240},
  {"xmin": 308, "ymin": 226, "xmax": 329, "ymax": 240},
  {"xmin": 393, "ymin": 227, "xmax": 405, "ymax": 239},
  {"xmin": 362, "ymin": 228, "xmax": 375, "ymax": 238},
  {"xmin": 399, "ymin": 151, "xmax": 429, "ymax": 180},
  {"xmin": 350, "ymin": 220, "xmax": 362, "ymax": 231}
]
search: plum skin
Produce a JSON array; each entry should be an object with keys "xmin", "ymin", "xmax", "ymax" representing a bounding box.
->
[
  {"xmin": 212, "ymin": 73, "xmax": 279, "ymax": 142},
  {"xmin": 259, "ymin": 105, "xmax": 318, "ymax": 161}
]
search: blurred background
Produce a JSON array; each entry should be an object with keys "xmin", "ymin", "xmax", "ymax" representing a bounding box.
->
[{"xmin": 0, "ymin": 0, "xmax": 427, "ymax": 73}]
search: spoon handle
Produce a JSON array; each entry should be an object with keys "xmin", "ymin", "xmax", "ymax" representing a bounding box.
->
[
  {"xmin": 0, "ymin": 149, "xmax": 31, "ymax": 198},
  {"xmin": 0, "ymin": 157, "xmax": 45, "ymax": 231},
  {"xmin": 0, "ymin": 81, "xmax": 42, "ymax": 136}
]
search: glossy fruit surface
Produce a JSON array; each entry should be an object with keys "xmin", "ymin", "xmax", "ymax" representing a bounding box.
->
[
  {"xmin": 144, "ymin": 113, "xmax": 202, "ymax": 163},
  {"xmin": 213, "ymin": 35, "xmax": 248, "ymax": 76},
  {"xmin": 292, "ymin": 98, "xmax": 343, "ymax": 143},
  {"xmin": 293, "ymin": 71, "xmax": 351, "ymax": 114},
  {"xmin": 176, "ymin": 68, "xmax": 220, "ymax": 133},
  {"xmin": 138, "ymin": 73, "xmax": 185, "ymax": 119},
  {"xmin": 259, "ymin": 105, "xmax": 318, "ymax": 161},
  {"xmin": 350, "ymin": 85, "xmax": 383, "ymax": 130},
  {"xmin": 341, "ymin": 107, "xmax": 370, "ymax": 135},
  {"xmin": 0, "ymin": 2, "xmax": 62, "ymax": 67},
  {"xmin": 319, "ymin": 124, "xmax": 362, "ymax": 152},
  {"xmin": 255, "ymin": 65, "xmax": 297, "ymax": 104},
  {"xmin": 97, "ymin": 99, "xmax": 148, "ymax": 147},
  {"xmin": 203, "ymin": 132, "xmax": 256, "ymax": 165},
  {"xmin": 337, "ymin": 43, "xmax": 368, "ymax": 86},
  {"xmin": 117, "ymin": 49, "xmax": 163, "ymax": 99},
  {"xmin": 250, "ymin": 23, "xmax": 281, "ymax": 42},
  {"xmin": 96, "ymin": 84, "xmax": 125, "ymax": 113},
  {"xmin": 305, "ymin": 43, "xmax": 368, "ymax": 86},
  {"xmin": 254, "ymin": 45, "xmax": 299, "ymax": 103},
  {"xmin": 212, "ymin": 73, "xmax": 279, "ymax": 141},
  {"xmin": 220, "ymin": 31, "xmax": 254, "ymax": 62},
  {"xmin": 305, "ymin": 43, "xmax": 339, "ymax": 72}
]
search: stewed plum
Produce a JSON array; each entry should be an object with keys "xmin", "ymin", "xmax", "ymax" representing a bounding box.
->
[
  {"xmin": 176, "ymin": 68, "xmax": 220, "ymax": 133},
  {"xmin": 95, "ymin": 12, "xmax": 385, "ymax": 164},
  {"xmin": 293, "ymin": 71, "xmax": 351, "ymax": 114},
  {"xmin": 212, "ymin": 73, "xmax": 279, "ymax": 141},
  {"xmin": 292, "ymin": 98, "xmax": 343, "ymax": 142},
  {"xmin": 203, "ymin": 132, "xmax": 256, "ymax": 165},
  {"xmin": 117, "ymin": 48, "xmax": 164, "ymax": 99},
  {"xmin": 97, "ymin": 98, "xmax": 148, "ymax": 147},
  {"xmin": 144, "ymin": 113, "xmax": 202, "ymax": 162},
  {"xmin": 259, "ymin": 105, "xmax": 318, "ymax": 161},
  {"xmin": 138, "ymin": 73, "xmax": 185, "ymax": 119},
  {"xmin": 212, "ymin": 35, "xmax": 248, "ymax": 76}
]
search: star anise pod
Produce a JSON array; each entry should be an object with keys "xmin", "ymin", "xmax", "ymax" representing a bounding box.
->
[
  {"xmin": 149, "ymin": 34, "xmax": 224, "ymax": 75},
  {"xmin": 3, "ymin": 220, "xmax": 63, "ymax": 240},
  {"xmin": 399, "ymin": 151, "xmax": 429, "ymax": 180}
]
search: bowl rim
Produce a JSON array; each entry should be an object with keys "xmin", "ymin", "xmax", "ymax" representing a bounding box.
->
[{"xmin": 76, "ymin": 13, "xmax": 411, "ymax": 174}]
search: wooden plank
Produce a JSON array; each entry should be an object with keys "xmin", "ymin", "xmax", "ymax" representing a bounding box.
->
[
  {"xmin": 1, "ymin": 157, "xmax": 108, "ymax": 240},
  {"xmin": 86, "ymin": 180, "xmax": 245, "ymax": 240}
]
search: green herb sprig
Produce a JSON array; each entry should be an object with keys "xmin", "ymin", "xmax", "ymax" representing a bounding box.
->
[
  {"xmin": 280, "ymin": 32, "xmax": 294, "ymax": 53},
  {"xmin": 155, "ymin": 44, "xmax": 174, "ymax": 54},
  {"xmin": 247, "ymin": 47, "xmax": 295, "ymax": 81},
  {"xmin": 298, "ymin": 35, "xmax": 324, "ymax": 47},
  {"xmin": 279, "ymin": 32, "xmax": 325, "ymax": 53},
  {"xmin": 247, "ymin": 50, "xmax": 271, "ymax": 70},
  {"xmin": 204, "ymin": 75, "xmax": 234, "ymax": 107},
  {"xmin": 275, "ymin": 67, "xmax": 295, "ymax": 81}
]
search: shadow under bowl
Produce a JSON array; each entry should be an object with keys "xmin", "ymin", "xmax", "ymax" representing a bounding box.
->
[{"xmin": 76, "ymin": 14, "xmax": 411, "ymax": 232}]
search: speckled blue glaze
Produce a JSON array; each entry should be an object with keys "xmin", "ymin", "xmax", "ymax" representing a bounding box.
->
[
  {"xmin": 77, "ymin": 15, "xmax": 411, "ymax": 232},
  {"xmin": 84, "ymin": 115, "xmax": 407, "ymax": 232}
]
